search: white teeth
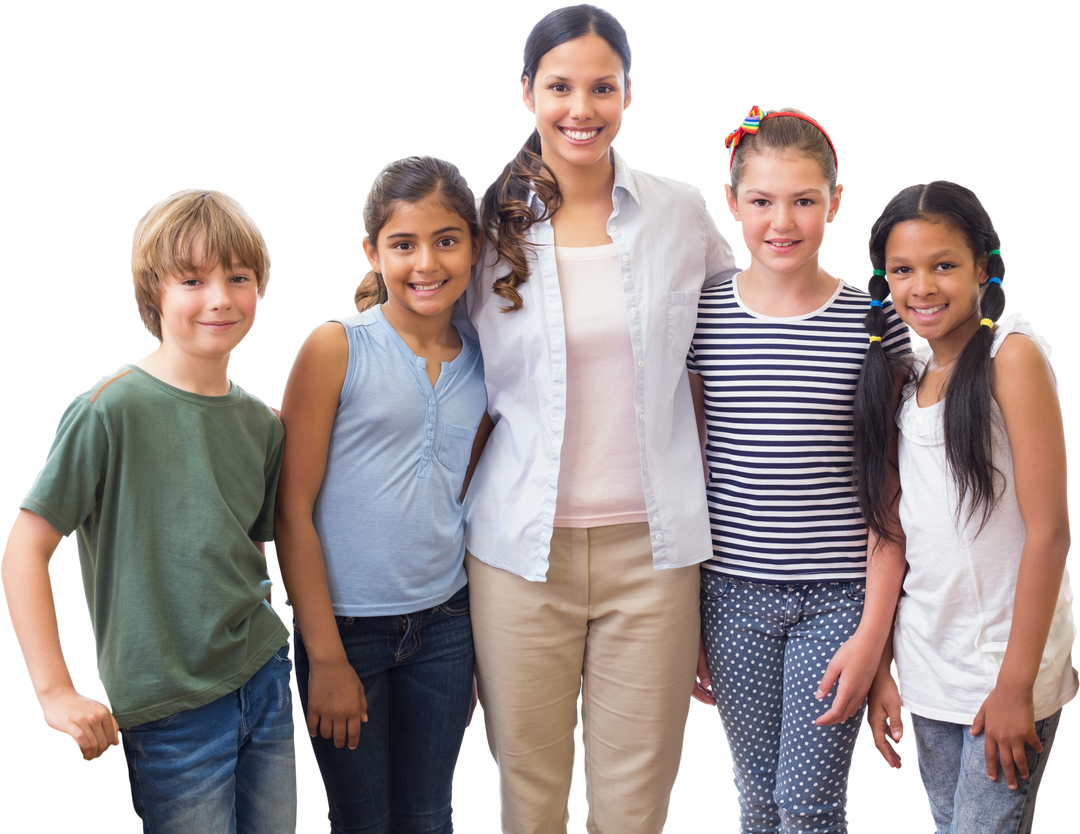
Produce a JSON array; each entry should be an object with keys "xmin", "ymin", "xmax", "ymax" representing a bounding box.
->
[
  {"xmin": 409, "ymin": 279, "xmax": 446, "ymax": 291},
  {"xmin": 770, "ymin": 241, "xmax": 795, "ymax": 247},
  {"xmin": 563, "ymin": 128, "xmax": 599, "ymax": 141},
  {"xmin": 915, "ymin": 304, "xmax": 946, "ymax": 315}
]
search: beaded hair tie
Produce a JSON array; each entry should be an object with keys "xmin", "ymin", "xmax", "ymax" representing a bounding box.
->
[{"xmin": 725, "ymin": 105, "xmax": 839, "ymax": 172}]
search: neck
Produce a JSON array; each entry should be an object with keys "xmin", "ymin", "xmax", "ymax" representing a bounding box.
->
[
  {"xmin": 737, "ymin": 258, "xmax": 838, "ymax": 317},
  {"xmin": 380, "ymin": 302, "xmax": 458, "ymax": 350},
  {"xmin": 541, "ymin": 147, "xmax": 615, "ymax": 207},
  {"xmin": 136, "ymin": 343, "xmax": 232, "ymax": 396},
  {"xmin": 928, "ymin": 312, "xmax": 984, "ymax": 370}
]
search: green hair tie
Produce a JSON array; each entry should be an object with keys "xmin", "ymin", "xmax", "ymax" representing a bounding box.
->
[
  {"xmin": 872, "ymin": 269, "xmax": 886, "ymax": 276},
  {"xmin": 989, "ymin": 249, "xmax": 1001, "ymax": 256}
]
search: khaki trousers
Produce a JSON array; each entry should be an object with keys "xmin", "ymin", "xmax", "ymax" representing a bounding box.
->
[{"xmin": 466, "ymin": 523, "xmax": 701, "ymax": 834}]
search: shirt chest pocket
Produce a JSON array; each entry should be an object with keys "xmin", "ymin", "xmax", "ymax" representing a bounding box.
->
[
  {"xmin": 436, "ymin": 423, "xmax": 476, "ymax": 472},
  {"xmin": 666, "ymin": 291, "xmax": 701, "ymax": 352}
]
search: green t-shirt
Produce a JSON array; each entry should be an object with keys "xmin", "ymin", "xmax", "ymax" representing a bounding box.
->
[{"xmin": 22, "ymin": 365, "xmax": 288, "ymax": 727}]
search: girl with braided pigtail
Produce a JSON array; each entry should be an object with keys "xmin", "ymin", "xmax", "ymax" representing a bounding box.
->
[{"xmin": 858, "ymin": 181, "xmax": 1076, "ymax": 834}]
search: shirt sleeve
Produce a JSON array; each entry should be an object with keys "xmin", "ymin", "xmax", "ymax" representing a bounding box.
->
[
  {"xmin": 21, "ymin": 397, "xmax": 108, "ymax": 537},
  {"xmin": 702, "ymin": 204, "xmax": 740, "ymax": 290},
  {"xmin": 250, "ymin": 418, "xmax": 285, "ymax": 543}
]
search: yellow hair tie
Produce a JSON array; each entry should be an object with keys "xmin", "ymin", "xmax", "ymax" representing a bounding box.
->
[
  {"xmin": 869, "ymin": 336, "xmax": 882, "ymax": 343},
  {"xmin": 980, "ymin": 318, "xmax": 993, "ymax": 328}
]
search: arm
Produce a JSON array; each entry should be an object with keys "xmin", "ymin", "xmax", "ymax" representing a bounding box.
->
[
  {"xmin": 275, "ymin": 322, "xmax": 368, "ymax": 749},
  {"xmin": 2, "ymin": 509, "xmax": 119, "ymax": 760},
  {"xmin": 688, "ymin": 370, "xmax": 716, "ymax": 706},
  {"xmin": 971, "ymin": 333, "xmax": 1069, "ymax": 789},
  {"xmin": 701, "ymin": 204, "xmax": 740, "ymax": 290},
  {"xmin": 817, "ymin": 370, "xmax": 908, "ymax": 725},
  {"xmin": 460, "ymin": 412, "xmax": 494, "ymax": 501}
]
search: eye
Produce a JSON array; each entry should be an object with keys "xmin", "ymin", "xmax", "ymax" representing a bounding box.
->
[
  {"xmin": 550, "ymin": 83, "xmax": 568, "ymax": 93},
  {"xmin": 594, "ymin": 85, "xmax": 614, "ymax": 94},
  {"xmin": 391, "ymin": 241, "xmax": 414, "ymax": 251},
  {"xmin": 436, "ymin": 236, "xmax": 459, "ymax": 248},
  {"xmin": 935, "ymin": 262, "xmax": 955, "ymax": 271},
  {"xmin": 180, "ymin": 278, "xmax": 202, "ymax": 287},
  {"xmin": 891, "ymin": 266, "xmax": 912, "ymax": 276},
  {"xmin": 229, "ymin": 274, "xmax": 251, "ymax": 283},
  {"xmin": 796, "ymin": 198, "xmax": 815, "ymax": 207},
  {"xmin": 751, "ymin": 199, "xmax": 769, "ymax": 207}
]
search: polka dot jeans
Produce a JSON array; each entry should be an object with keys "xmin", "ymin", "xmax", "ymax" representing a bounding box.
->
[{"xmin": 701, "ymin": 574, "xmax": 866, "ymax": 834}]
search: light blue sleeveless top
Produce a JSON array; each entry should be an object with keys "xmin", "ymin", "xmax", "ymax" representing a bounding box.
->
[{"xmin": 312, "ymin": 306, "xmax": 487, "ymax": 616}]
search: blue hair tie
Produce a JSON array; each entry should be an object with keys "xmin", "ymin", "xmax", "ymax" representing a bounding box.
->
[
  {"xmin": 870, "ymin": 299, "xmax": 883, "ymax": 308},
  {"xmin": 988, "ymin": 276, "xmax": 1002, "ymax": 286}
]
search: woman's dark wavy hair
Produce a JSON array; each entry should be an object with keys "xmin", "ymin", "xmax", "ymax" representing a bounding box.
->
[
  {"xmin": 355, "ymin": 156, "xmax": 480, "ymax": 311},
  {"xmin": 854, "ymin": 181, "xmax": 1005, "ymax": 538},
  {"xmin": 480, "ymin": 4, "xmax": 630, "ymax": 311}
]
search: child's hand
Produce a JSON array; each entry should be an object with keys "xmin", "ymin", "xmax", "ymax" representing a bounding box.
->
[
  {"xmin": 814, "ymin": 632, "xmax": 878, "ymax": 725},
  {"xmin": 692, "ymin": 634, "xmax": 715, "ymax": 706},
  {"xmin": 306, "ymin": 658, "xmax": 369, "ymax": 750},
  {"xmin": 971, "ymin": 683, "xmax": 1041, "ymax": 790},
  {"xmin": 39, "ymin": 687, "xmax": 119, "ymax": 761},
  {"xmin": 866, "ymin": 665, "xmax": 903, "ymax": 768}
]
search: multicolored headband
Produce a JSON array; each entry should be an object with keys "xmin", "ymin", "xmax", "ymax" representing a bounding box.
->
[{"xmin": 724, "ymin": 105, "xmax": 839, "ymax": 172}]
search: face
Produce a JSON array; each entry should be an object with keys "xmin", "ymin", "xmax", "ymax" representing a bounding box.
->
[
  {"xmin": 523, "ymin": 33, "xmax": 630, "ymax": 180},
  {"xmin": 884, "ymin": 219, "xmax": 989, "ymax": 345},
  {"xmin": 156, "ymin": 241, "xmax": 258, "ymax": 361},
  {"xmin": 362, "ymin": 198, "xmax": 481, "ymax": 325},
  {"xmin": 725, "ymin": 150, "xmax": 841, "ymax": 279}
]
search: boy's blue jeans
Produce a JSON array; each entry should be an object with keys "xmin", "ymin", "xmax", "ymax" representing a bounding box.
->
[
  {"xmin": 295, "ymin": 583, "xmax": 474, "ymax": 834},
  {"xmin": 911, "ymin": 710, "xmax": 1061, "ymax": 834},
  {"xmin": 120, "ymin": 643, "xmax": 297, "ymax": 834}
]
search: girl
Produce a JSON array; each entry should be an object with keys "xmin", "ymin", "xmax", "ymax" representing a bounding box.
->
[
  {"xmin": 689, "ymin": 106, "xmax": 910, "ymax": 833},
  {"xmin": 857, "ymin": 181, "xmax": 1077, "ymax": 833},
  {"xmin": 461, "ymin": 5, "xmax": 738, "ymax": 832},
  {"xmin": 274, "ymin": 156, "xmax": 491, "ymax": 833}
]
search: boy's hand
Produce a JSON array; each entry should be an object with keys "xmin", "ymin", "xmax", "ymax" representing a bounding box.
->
[
  {"xmin": 306, "ymin": 658, "xmax": 368, "ymax": 750},
  {"xmin": 39, "ymin": 687, "xmax": 119, "ymax": 760},
  {"xmin": 971, "ymin": 683, "xmax": 1041, "ymax": 790}
]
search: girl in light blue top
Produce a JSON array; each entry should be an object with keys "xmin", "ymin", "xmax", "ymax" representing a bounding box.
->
[{"xmin": 275, "ymin": 156, "xmax": 492, "ymax": 833}]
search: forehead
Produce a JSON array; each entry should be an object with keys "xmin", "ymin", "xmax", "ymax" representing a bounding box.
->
[
  {"xmin": 886, "ymin": 219, "xmax": 971, "ymax": 257},
  {"xmin": 738, "ymin": 150, "xmax": 831, "ymax": 193},
  {"xmin": 378, "ymin": 198, "xmax": 469, "ymax": 238},
  {"xmin": 536, "ymin": 33, "xmax": 625, "ymax": 79}
]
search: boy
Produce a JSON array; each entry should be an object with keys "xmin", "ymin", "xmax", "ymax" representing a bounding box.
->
[{"xmin": 2, "ymin": 190, "xmax": 295, "ymax": 833}]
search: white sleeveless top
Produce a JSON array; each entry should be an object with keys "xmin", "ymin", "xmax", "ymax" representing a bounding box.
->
[{"xmin": 893, "ymin": 314, "xmax": 1078, "ymax": 723}]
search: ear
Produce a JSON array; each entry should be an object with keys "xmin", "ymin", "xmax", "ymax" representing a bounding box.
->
[
  {"xmin": 725, "ymin": 183, "xmax": 741, "ymax": 222},
  {"xmin": 827, "ymin": 184, "xmax": 843, "ymax": 223},
  {"xmin": 976, "ymin": 253, "xmax": 990, "ymax": 284},
  {"xmin": 623, "ymin": 76, "xmax": 632, "ymax": 110},
  {"xmin": 470, "ymin": 231, "xmax": 484, "ymax": 265},
  {"xmin": 522, "ymin": 76, "xmax": 535, "ymax": 113},
  {"xmin": 362, "ymin": 238, "xmax": 381, "ymax": 273}
]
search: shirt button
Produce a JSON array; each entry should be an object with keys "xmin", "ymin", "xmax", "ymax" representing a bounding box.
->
[
  {"xmin": 652, "ymin": 516, "xmax": 660, "ymax": 524},
  {"xmin": 643, "ymin": 467, "xmax": 649, "ymax": 474},
  {"xmin": 622, "ymin": 255, "xmax": 629, "ymax": 262},
  {"xmin": 429, "ymin": 416, "xmax": 435, "ymax": 423},
  {"xmin": 424, "ymin": 450, "xmax": 430, "ymax": 457},
  {"xmin": 609, "ymin": 225, "xmax": 616, "ymax": 233},
  {"xmin": 428, "ymin": 399, "xmax": 434, "ymax": 405},
  {"xmin": 630, "ymin": 307, "xmax": 637, "ymax": 315},
  {"xmin": 639, "ymin": 415, "xmax": 645, "ymax": 422},
  {"xmin": 638, "ymin": 360, "xmax": 644, "ymax": 368},
  {"xmin": 655, "ymin": 534, "xmax": 663, "ymax": 541},
  {"xmin": 428, "ymin": 432, "xmax": 433, "ymax": 439}
]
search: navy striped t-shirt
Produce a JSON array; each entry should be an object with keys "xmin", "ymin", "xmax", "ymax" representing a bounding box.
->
[{"xmin": 688, "ymin": 277, "xmax": 910, "ymax": 583}]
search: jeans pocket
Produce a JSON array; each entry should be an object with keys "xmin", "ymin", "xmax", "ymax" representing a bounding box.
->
[
  {"xmin": 700, "ymin": 573, "xmax": 735, "ymax": 602},
  {"xmin": 435, "ymin": 585, "xmax": 470, "ymax": 616},
  {"xmin": 844, "ymin": 580, "xmax": 867, "ymax": 601}
]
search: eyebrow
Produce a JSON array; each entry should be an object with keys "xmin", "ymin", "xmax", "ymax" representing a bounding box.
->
[
  {"xmin": 544, "ymin": 74, "xmax": 620, "ymax": 84},
  {"xmin": 385, "ymin": 226, "xmax": 465, "ymax": 240},
  {"xmin": 744, "ymin": 188, "xmax": 821, "ymax": 198}
]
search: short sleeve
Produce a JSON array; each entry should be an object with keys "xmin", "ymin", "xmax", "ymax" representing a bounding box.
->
[
  {"xmin": 701, "ymin": 203, "xmax": 740, "ymax": 291},
  {"xmin": 249, "ymin": 418, "xmax": 285, "ymax": 542},
  {"xmin": 21, "ymin": 397, "xmax": 108, "ymax": 536}
]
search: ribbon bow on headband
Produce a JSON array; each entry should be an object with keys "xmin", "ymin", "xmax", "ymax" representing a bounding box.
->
[{"xmin": 724, "ymin": 106, "xmax": 839, "ymax": 172}]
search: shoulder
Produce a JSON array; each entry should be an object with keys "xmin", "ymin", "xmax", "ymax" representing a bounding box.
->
[
  {"xmin": 76, "ymin": 366, "xmax": 154, "ymax": 414},
  {"xmin": 993, "ymin": 329, "xmax": 1053, "ymax": 381}
]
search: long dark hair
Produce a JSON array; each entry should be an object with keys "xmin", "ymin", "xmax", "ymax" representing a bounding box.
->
[
  {"xmin": 355, "ymin": 156, "xmax": 481, "ymax": 311},
  {"xmin": 480, "ymin": 4, "xmax": 630, "ymax": 311},
  {"xmin": 854, "ymin": 181, "xmax": 1006, "ymax": 536}
]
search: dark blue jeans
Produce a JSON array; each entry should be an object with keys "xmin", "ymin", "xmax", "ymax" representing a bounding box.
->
[{"xmin": 295, "ymin": 584, "xmax": 474, "ymax": 834}]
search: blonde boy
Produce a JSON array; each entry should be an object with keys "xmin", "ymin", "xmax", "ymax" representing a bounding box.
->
[{"xmin": 2, "ymin": 190, "xmax": 295, "ymax": 833}]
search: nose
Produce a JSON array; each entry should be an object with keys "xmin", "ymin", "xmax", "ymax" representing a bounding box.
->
[
  {"xmin": 771, "ymin": 203, "xmax": 794, "ymax": 232},
  {"xmin": 415, "ymin": 244, "xmax": 438, "ymax": 273},
  {"xmin": 208, "ymin": 279, "xmax": 234, "ymax": 310},
  {"xmin": 569, "ymin": 89, "xmax": 594, "ymax": 120},
  {"xmin": 910, "ymin": 268, "xmax": 936, "ymax": 296}
]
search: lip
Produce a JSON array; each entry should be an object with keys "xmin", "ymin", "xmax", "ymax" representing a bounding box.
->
[
  {"xmin": 407, "ymin": 278, "xmax": 448, "ymax": 296},
  {"xmin": 765, "ymin": 238, "xmax": 801, "ymax": 251},
  {"xmin": 907, "ymin": 303, "xmax": 947, "ymax": 322},
  {"xmin": 198, "ymin": 320, "xmax": 239, "ymax": 331},
  {"xmin": 558, "ymin": 125, "xmax": 603, "ymax": 144}
]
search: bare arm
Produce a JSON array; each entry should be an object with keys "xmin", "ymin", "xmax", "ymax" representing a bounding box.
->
[
  {"xmin": 972, "ymin": 333, "xmax": 1069, "ymax": 789},
  {"xmin": 275, "ymin": 322, "xmax": 368, "ymax": 749},
  {"xmin": 817, "ymin": 370, "xmax": 908, "ymax": 725},
  {"xmin": 460, "ymin": 412, "xmax": 494, "ymax": 501},
  {"xmin": 689, "ymin": 370, "xmax": 708, "ymax": 481},
  {"xmin": 2, "ymin": 509, "xmax": 119, "ymax": 759}
]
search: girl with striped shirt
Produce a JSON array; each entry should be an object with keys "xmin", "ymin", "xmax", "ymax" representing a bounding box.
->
[{"xmin": 689, "ymin": 107, "xmax": 909, "ymax": 833}]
